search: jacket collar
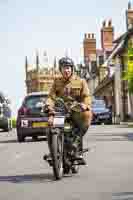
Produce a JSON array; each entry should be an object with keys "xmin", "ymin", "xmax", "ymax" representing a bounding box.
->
[{"xmin": 62, "ymin": 75, "xmax": 76, "ymax": 83}]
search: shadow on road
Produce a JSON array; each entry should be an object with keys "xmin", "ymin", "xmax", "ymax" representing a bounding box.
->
[
  {"xmin": 0, "ymin": 173, "xmax": 54, "ymax": 183},
  {"xmin": 126, "ymin": 133, "xmax": 133, "ymax": 141},
  {"xmin": 0, "ymin": 137, "xmax": 47, "ymax": 144},
  {"xmin": 0, "ymin": 173, "xmax": 74, "ymax": 183},
  {"xmin": 0, "ymin": 139, "xmax": 18, "ymax": 144}
]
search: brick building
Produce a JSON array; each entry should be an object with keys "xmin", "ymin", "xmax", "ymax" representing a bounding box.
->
[
  {"xmin": 82, "ymin": 19, "xmax": 114, "ymax": 96},
  {"xmin": 92, "ymin": 1, "xmax": 133, "ymax": 122}
]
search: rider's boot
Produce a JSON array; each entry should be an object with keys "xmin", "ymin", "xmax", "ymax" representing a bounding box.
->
[
  {"xmin": 43, "ymin": 153, "xmax": 53, "ymax": 166},
  {"xmin": 43, "ymin": 153, "xmax": 51, "ymax": 161},
  {"xmin": 72, "ymin": 136, "xmax": 87, "ymax": 165},
  {"xmin": 74, "ymin": 151, "xmax": 87, "ymax": 165}
]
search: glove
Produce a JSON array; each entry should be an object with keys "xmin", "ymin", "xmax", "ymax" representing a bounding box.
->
[
  {"xmin": 44, "ymin": 104, "xmax": 55, "ymax": 116},
  {"xmin": 48, "ymin": 115, "xmax": 54, "ymax": 126},
  {"xmin": 80, "ymin": 103, "xmax": 90, "ymax": 111}
]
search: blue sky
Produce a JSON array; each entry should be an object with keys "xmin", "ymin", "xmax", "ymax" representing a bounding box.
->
[{"xmin": 2, "ymin": 0, "xmax": 129, "ymax": 115}]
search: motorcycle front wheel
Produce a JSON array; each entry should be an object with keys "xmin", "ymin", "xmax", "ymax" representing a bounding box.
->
[{"xmin": 51, "ymin": 133, "xmax": 64, "ymax": 180}]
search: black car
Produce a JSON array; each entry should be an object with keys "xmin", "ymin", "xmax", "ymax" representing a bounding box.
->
[
  {"xmin": 16, "ymin": 91, "xmax": 49, "ymax": 142},
  {"xmin": 91, "ymin": 98, "xmax": 112, "ymax": 125},
  {"xmin": 0, "ymin": 92, "xmax": 12, "ymax": 131}
]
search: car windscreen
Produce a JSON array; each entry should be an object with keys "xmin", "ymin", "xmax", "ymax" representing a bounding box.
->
[
  {"xmin": 92, "ymin": 99, "xmax": 108, "ymax": 112},
  {"xmin": 24, "ymin": 95, "xmax": 47, "ymax": 109},
  {"xmin": 92, "ymin": 99, "xmax": 105, "ymax": 105}
]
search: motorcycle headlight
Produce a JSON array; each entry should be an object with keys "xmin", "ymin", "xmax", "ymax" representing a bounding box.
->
[{"xmin": 64, "ymin": 123, "xmax": 71, "ymax": 130}]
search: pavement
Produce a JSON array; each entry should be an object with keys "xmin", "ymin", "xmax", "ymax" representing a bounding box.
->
[{"xmin": 119, "ymin": 121, "xmax": 133, "ymax": 128}]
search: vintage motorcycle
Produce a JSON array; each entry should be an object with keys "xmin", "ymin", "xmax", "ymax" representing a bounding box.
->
[{"xmin": 44, "ymin": 97, "xmax": 88, "ymax": 180}]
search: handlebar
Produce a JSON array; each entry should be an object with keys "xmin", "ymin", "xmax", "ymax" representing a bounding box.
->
[{"xmin": 45, "ymin": 97, "xmax": 90, "ymax": 114}]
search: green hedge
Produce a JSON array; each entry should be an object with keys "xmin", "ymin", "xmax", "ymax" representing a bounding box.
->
[{"xmin": 11, "ymin": 117, "xmax": 16, "ymax": 128}]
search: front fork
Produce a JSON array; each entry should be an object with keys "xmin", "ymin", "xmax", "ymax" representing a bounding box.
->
[
  {"xmin": 45, "ymin": 128, "xmax": 64, "ymax": 166},
  {"xmin": 47, "ymin": 127, "xmax": 63, "ymax": 149}
]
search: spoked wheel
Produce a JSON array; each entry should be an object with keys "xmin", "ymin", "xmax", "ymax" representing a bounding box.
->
[{"xmin": 51, "ymin": 134, "xmax": 64, "ymax": 180}]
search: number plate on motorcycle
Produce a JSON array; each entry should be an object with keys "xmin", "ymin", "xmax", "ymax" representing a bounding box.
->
[
  {"xmin": 32, "ymin": 122, "xmax": 48, "ymax": 128},
  {"xmin": 53, "ymin": 117, "xmax": 65, "ymax": 127}
]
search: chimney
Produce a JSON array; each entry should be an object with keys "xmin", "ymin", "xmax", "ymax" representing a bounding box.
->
[
  {"xmin": 92, "ymin": 33, "xmax": 95, "ymax": 39},
  {"xmin": 102, "ymin": 20, "xmax": 106, "ymax": 27},
  {"xmin": 126, "ymin": 1, "xmax": 133, "ymax": 30},
  {"xmin": 88, "ymin": 33, "xmax": 91, "ymax": 38},
  {"xmin": 108, "ymin": 19, "xmax": 112, "ymax": 27},
  {"xmin": 83, "ymin": 33, "xmax": 96, "ymax": 65},
  {"xmin": 101, "ymin": 19, "xmax": 114, "ymax": 51}
]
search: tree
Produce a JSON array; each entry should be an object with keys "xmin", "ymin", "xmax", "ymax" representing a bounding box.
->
[
  {"xmin": 123, "ymin": 53, "xmax": 133, "ymax": 119},
  {"xmin": 123, "ymin": 65, "xmax": 133, "ymax": 93}
]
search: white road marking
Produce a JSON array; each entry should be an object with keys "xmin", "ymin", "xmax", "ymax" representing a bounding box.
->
[{"xmin": 14, "ymin": 152, "xmax": 25, "ymax": 159}]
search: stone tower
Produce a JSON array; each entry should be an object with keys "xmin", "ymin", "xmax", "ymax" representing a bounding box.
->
[{"xmin": 25, "ymin": 56, "xmax": 28, "ymax": 80}]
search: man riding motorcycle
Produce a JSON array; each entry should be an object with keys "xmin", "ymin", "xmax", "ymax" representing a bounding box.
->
[{"xmin": 45, "ymin": 56, "xmax": 92, "ymax": 164}]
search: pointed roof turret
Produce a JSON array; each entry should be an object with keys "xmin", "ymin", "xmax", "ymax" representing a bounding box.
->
[
  {"xmin": 36, "ymin": 50, "xmax": 39, "ymax": 72},
  {"xmin": 54, "ymin": 56, "xmax": 57, "ymax": 69},
  {"xmin": 25, "ymin": 56, "xmax": 28, "ymax": 80}
]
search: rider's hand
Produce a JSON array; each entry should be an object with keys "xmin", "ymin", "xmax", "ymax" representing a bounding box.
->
[
  {"xmin": 80, "ymin": 103, "xmax": 91, "ymax": 111},
  {"xmin": 80, "ymin": 103, "xmax": 88, "ymax": 111},
  {"xmin": 48, "ymin": 115, "xmax": 54, "ymax": 126},
  {"xmin": 44, "ymin": 104, "xmax": 51, "ymax": 112}
]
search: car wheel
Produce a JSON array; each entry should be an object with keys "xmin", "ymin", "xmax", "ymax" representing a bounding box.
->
[
  {"xmin": 4, "ymin": 128, "xmax": 10, "ymax": 132},
  {"xmin": 17, "ymin": 130, "xmax": 25, "ymax": 142},
  {"xmin": 105, "ymin": 119, "xmax": 112, "ymax": 125}
]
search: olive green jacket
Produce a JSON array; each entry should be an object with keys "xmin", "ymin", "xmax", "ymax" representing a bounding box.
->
[{"xmin": 46, "ymin": 75, "xmax": 92, "ymax": 110}]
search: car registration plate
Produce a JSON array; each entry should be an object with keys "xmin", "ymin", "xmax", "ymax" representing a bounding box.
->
[
  {"xmin": 99, "ymin": 115, "xmax": 109, "ymax": 119},
  {"xmin": 32, "ymin": 122, "xmax": 48, "ymax": 128}
]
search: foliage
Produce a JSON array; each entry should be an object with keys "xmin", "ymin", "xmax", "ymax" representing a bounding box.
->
[
  {"xmin": 123, "ymin": 61, "xmax": 133, "ymax": 93},
  {"xmin": 124, "ymin": 46, "xmax": 133, "ymax": 93},
  {"xmin": 11, "ymin": 117, "xmax": 16, "ymax": 128}
]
